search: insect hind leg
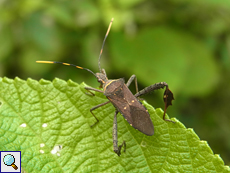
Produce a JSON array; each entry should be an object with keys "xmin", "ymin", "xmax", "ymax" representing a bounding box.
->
[{"xmin": 134, "ymin": 82, "xmax": 175, "ymax": 123}]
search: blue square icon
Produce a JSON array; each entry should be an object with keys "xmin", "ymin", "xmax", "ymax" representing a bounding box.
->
[{"xmin": 0, "ymin": 151, "xmax": 21, "ymax": 173}]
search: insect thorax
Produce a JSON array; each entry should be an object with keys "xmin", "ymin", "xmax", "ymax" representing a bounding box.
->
[{"xmin": 103, "ymin": 78, "xmax": 125, "ymax": 96}]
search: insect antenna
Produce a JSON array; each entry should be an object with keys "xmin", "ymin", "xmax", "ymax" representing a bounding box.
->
[
  {"xmin": 36, "ymin": 61, "xmax": 97, "ymax": 77},
  {"xmin": 98, "ymin": 18, "xmax": 114, "ymax": 73}
]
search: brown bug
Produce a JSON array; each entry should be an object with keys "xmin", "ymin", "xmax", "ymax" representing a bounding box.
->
[{"xmin": 36, "ymin": 18, "xmax": 175, "ymax": 156}]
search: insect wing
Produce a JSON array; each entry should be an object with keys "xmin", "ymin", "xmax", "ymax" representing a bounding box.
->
[
  {"xmin": 106, "ymin": 81, "xmax": 154, "ymax": 136},
  {"xmin": 129, "ymin": 104, "xmax": 154, "ymax": 136}
]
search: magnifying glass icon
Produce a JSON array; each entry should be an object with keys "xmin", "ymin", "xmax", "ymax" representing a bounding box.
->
[{"xmin": 3, "ymin": 154, "xmax": 18, "ymax": 170}]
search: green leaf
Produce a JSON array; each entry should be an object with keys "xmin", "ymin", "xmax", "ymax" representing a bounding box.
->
[{"xmin": 0, "ymin": 77, "xmax": 229, "ymax": 172}]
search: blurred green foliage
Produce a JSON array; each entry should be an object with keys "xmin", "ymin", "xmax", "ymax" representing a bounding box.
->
[{"xmin": 0, "ymin": 0, "xmax": 230, "ymax": 165}]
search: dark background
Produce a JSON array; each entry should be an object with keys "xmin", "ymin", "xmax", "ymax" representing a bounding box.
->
[{"xmin": 0, "ymin": 0, "xmax": 230, "ymax": 165}]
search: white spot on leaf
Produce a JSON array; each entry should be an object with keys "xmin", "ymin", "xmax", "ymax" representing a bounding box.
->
[
  {"xmin": 42, "ymin": 123, "xmax": 47, "ymax": 128},
  {"xmin": 51, "ymin": 145, "xmax": 63, "ymax": 156},
  {"xmin": 51, "ymin": 149, "xmax": 57, "ymax": 154},
  {"xmin": 40, "ymin": 143, "xmax": 45, "ymax": 147},
  {"xmin": 20, "ymin": 123, "xmax": 26, "ymax": 127}
]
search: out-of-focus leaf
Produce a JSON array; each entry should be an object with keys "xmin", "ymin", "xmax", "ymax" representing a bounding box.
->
[
  {"xmin": 110, "ymin": 26, "xmax": 219, "ymax": 96},
  {"xmin": 171, "ymin": 0, "xmax": 230, "ymax": 8},
  {"xmin": 21, "ymin": 13, "xmax": 64, "ymax": 75},
  {"xmin": 45, "ymin": 4, "xmax": 73, "ymax": 27},
  {"xmin": 0, "ymin": 26, "xmax": 13, "ymax": 60},
  {"xmin": 19, "ymin": 0, "xmax": 44, "ymax": 16},
  {"xmin": 24, "ymin": 13, "xmax": 60, "ymax": 52},
  {"xmin": 74, "ymin": 0, "xmax": 100, "ymax": 27},
  {"xmin": 117, "ymin": 0, "xmax": 144, "ymax": 8}
]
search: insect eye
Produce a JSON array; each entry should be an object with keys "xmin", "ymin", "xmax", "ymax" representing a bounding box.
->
[{"xmin": 97, "ymin": 78, "xmax": 102, "ymax": 82}]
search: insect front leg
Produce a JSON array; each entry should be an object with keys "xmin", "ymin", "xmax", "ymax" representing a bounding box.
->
[
  {"xmin": 85, "ymin": 86, "xmax": 111, "ymax": 126},
  {"xmin": 135, "ymin": 82, "xmax": 175, "ymax": 123},
  {"xmin": 113, "ymin": 110, "xmax": 126, "ymax": 156},
  {"xmin": 85, "ymin": 86, "xmax": 104, "ymax": 96},
  {"xmin": 89, "ymin": 101, "xmax": 110, "ymax": 127},
  {"xmin": 126, "ymin": 75, "xmax": 138, "ymax": 93}
]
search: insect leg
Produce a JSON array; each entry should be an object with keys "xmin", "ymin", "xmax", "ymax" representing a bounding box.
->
[
  {"xmin": 126, "ymin": 75, "xmax": 138, "ymax": 93},
  {"xmin": 113, "ymin": 110, "xmax": 126, "ymax": 156},
  {"xmin": 135, "ymin": 82, "xmax": 175, "ymax": 123},
  {"xmin": 90, "ymin": 101, "xmax": 110, "ymax": 127},
  {"xmin": 85, "ymin": 86, "xmax": 104, "ymax": 96}
]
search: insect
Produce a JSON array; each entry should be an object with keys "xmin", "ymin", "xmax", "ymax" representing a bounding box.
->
[{"xmin": 36, "ymin": 18, "xmax": 175, "ymax": 156}]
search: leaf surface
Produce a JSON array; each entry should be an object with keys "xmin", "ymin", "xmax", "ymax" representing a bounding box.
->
[{"xmin": 0, "ymin": 77, "xmax": 229, "ymax": 173}]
